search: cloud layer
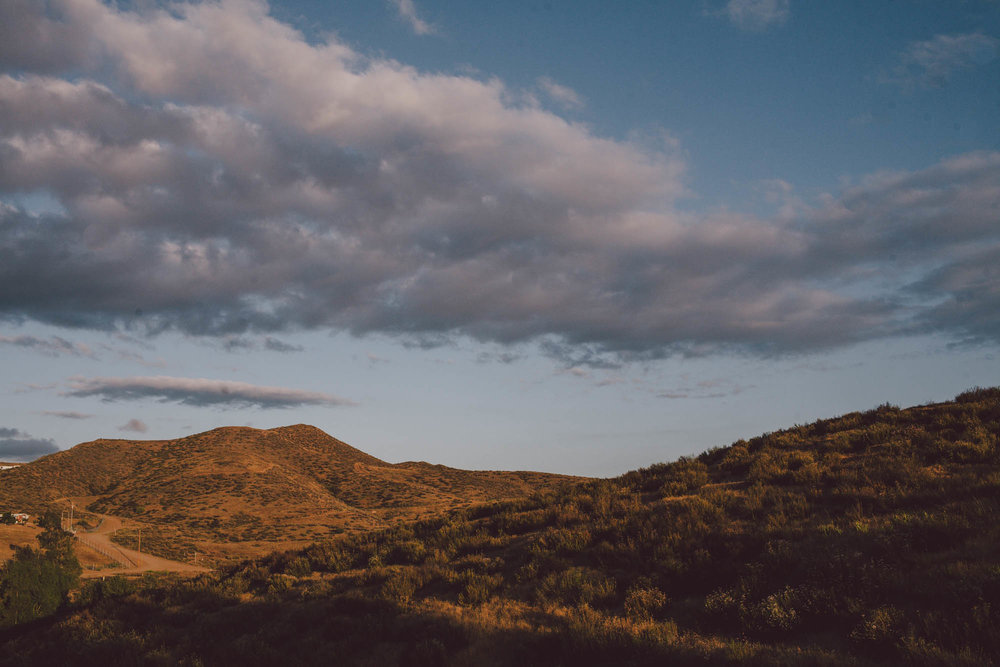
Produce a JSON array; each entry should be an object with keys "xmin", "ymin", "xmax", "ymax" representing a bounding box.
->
[
  {"xmin": 65, "ymin": 376, "xmax": 354, "ymax": 409},
  {"xmin": 0, "ymin": 1, "xmax": 998, "ymax": 365}
]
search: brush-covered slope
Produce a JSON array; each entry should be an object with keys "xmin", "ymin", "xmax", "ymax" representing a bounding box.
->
[
  {"xmin": 4, "ymin": 388, "xmax": 998, "ymax": 666},
  {"xmin": 0, "ymin": 425, "xmax": 580, "ymax": 547}
]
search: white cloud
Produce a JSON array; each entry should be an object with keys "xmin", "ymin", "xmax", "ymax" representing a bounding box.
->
[
  {"xmin": 880, "ymin": 32, "xmax": 999, "ymax": 89},
  {"xmin": 722, "ymin": 0, "xmax": 790, "ymax": 31},
  {"xmin": 537, "ymin": 76, "xmax": 584, "ymax": 110},
  {"xmin": 389, "ymin": 0, "xmax": 436, "ymax": 36}
]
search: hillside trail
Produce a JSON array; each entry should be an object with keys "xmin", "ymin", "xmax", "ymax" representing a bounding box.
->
[{"xmin": 77, "ymin": 513, "xmax": 210, "ymax": 579}]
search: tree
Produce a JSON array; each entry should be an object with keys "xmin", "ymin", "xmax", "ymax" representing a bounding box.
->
[{"xmin": 0, "ymin": 510, "xmax": 81, "ymax": 626}]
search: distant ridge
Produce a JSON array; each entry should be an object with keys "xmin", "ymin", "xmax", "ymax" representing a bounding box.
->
[{"xmin": 0, "ymin": 424, "xmax": 582, "ymax": 558}]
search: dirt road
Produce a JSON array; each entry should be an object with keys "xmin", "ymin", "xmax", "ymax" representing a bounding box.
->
[{"xmin": 78, "ymin": 514, "xmax": 210, "ymax": 579}]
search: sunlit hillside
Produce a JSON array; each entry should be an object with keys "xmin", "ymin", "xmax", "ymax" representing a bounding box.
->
[{"xmin": 0, "ymin": 425, "xmax": 581, "ymax": 562}]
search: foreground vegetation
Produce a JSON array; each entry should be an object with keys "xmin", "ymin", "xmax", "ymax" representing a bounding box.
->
[
  {"xmin": 0, "ymin": 513, "xmax": 81, "ymax": 628},
  {"xmin": 2, "ymin": 388, "xmax": 999, "ymax": 665}
]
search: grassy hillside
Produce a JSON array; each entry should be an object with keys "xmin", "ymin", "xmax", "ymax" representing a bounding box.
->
[
  {"xmin": 0, "ymin": 425, "xmax": 580, "ymax": 560},
  {"xmin": 2, "ymin": 388, "xmax": 999, "ymax": 665}
]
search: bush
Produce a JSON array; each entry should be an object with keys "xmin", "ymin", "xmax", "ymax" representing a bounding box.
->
[
  {"xmin": 285, "ymin": 556, "xmax": 311, "ymax": 577},
  {"xmin": 79, "ymin": 575, "xmax": 138, "ymax": 605},
  {"xmin": 536, "ymin": 567, "xmax": 616, "ymax": 607},
  {"xmin": 458, "ymin": 572, "xmax": 503, "ymax": 606},
  {"xmin": 380, "ymin": 570, "xmax": 419, "ymax": 603},
  {"xmin": 624, "ymin": 585, "xmax": 667, "ymax": 621}
]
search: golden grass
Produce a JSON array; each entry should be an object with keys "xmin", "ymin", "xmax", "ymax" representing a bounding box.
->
[{"xmin": 0, "ymin": 424, "xmax": 584, "ymax": 564}]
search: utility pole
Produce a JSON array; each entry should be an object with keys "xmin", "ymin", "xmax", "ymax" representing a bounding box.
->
[
  {"xmin": 136, "ymin": 527, "xmax": 141, "ymax": 565},
  {"xmin": 69, "ymin": 501, "xmax": 74, "ymax": 533}
]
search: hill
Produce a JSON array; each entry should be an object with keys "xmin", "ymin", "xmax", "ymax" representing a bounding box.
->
[
  {"xmin": 0, "ymin": 425, "xmax": 581, "ymax": 562},
  {"xmin": 1, "ymin": 388, "xmax": 999, "ymax": 665}
]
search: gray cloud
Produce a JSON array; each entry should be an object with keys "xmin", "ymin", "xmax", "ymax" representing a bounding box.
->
[
  {"xmin": 0, "ymin": 1, "xmax": 997, "ymax": 365},
  {"xmin": 264, "ymin": 336, "xmax": 304, "ymax": 353},
  {"xmin": 880, "ymin": 32, "xmax": 999, "ymax": 89},
  {"xmin": 215, "ymin": 335, "xmax": 304, "ymax": 353},
  {"xmin": 656, "ymin": 378, "xmax": 750, "ymax": 400},
  {"xmin": 0, "ymin": 427, "xmax": 59, "ymax": 461},
  {"xmin": 0, "ymin": 333, "xmax": 95, "ymax": 357},
  {"xmin": 42, "ymin": 410, "xmax": 93, "ymax": 420},
  {"xmin": 118, "ymin": 418, "xmax": 148, "ymax": 433},
  {"xmin": 64, "ymin": 375, "xmax": 355, "ymax": 409}
]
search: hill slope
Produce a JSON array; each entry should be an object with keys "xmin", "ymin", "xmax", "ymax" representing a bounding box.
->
[
  {"xmin": 2, "ymin": 388, "xmax": 999, "ymax": 665},
  {"xmin": 0, "ymin": 425, "xmax": 581, "ymax": 557}
]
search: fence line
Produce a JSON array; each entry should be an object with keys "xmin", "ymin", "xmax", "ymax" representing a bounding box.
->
[{"xmin": 75, "ymin": 534, "xmax": 137, "ymax": 568}]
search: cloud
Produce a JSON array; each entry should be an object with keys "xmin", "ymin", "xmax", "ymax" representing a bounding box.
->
[
  {"xmin": 64, "ymin": 375, "xmax": 356, "ymax": 409},
  {"xmin": 0, "ymin": 427, "xmax": 59, "ymax": 461},
  {"xmin": 216, "ymin": 335, "xmax": 304, "ymax": 352},
  {"xmin": 0, "ymin": 1, "xmax": 997, "ymax": 366},
  {"xmin": 220, "ymin": 336, "xmax": 257, "ymax": 352},
  {"xmin": 656, "ymin": 378, "xmax": 750, "ymax": 399},
  {"xmin": 41, "ymin": 410, "xmax": 93, "ymax": 419},
  {"xmin": 118, "ymin": 418, "xmax": 148, "ymax": 433},
  {"xmin": 0, "ymin": 333, "xmax": 95, "ymax": 357},
  {"xmin": 537, "ymin": 77, "xmax": 584, "ymax": 110},
  {"xmin": 264, "ymin": 336, "xmax": 303, "ymax": 352},
  {"xmin": 880, "ymin": 32, "xmax": 999, "ymax": 89},
  {"xmin": 390, "ymin": 0, "xmax": 436, "ymax": 36},
  {"xmin": 721, "ymin": 0, "xmax": 790, "ymax": 31}
]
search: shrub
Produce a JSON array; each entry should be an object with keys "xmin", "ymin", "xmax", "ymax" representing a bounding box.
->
[
  {"xmin": 401, "ymin": 638, "xmax": 448, "ymax": 667},
  {"xmin": 390, "ymin": 540, "xmax": 428, "ymax": 565},
  {"xmin": 659, "ymin": 458, "xmax": 709, "ymax": 496},
  {"xmin": 458, "ymin": 572, "xmax": 503, "ymax": 606},
  {"xmin": 536, "ymin": 567, "xmax": 616, "ymax": 607},
  {"xmin": 624, "ymin": 585, "xmax": 667, "ymax": 621},
  {"xmin": 285, "ymin": 556, "xmax": 311, "ymax": 577},
  {"xmin": 78, "ymin": 575, "xmax": 137, "ymax": 605},
  {"xmin": 380, "ymin": 570, "xmax": 419, "ymax": 603}
]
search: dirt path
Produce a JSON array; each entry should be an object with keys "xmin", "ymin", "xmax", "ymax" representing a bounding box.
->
[{"xmin": 78, "ymin": 514, "xmax": 210, "ymax": 579}]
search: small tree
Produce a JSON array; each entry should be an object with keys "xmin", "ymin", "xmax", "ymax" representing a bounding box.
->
[{"xmin": 0, "ymin": 510, "xmax": 82, "ymax": 626}]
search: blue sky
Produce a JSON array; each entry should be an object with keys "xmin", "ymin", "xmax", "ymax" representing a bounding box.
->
[{"xmin": 0, "ymin": 0, "xmax": 998, "ymax": 475}]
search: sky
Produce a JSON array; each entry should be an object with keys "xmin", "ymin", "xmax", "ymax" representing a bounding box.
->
[{"xmin": 0, "ymin": 0, "xmax": 998, "ymax": 475}]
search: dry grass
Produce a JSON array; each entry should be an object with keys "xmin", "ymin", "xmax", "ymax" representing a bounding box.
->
[{"xmin": 0, "ymin": 525, "xmax": 39, "ymax": 561}]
